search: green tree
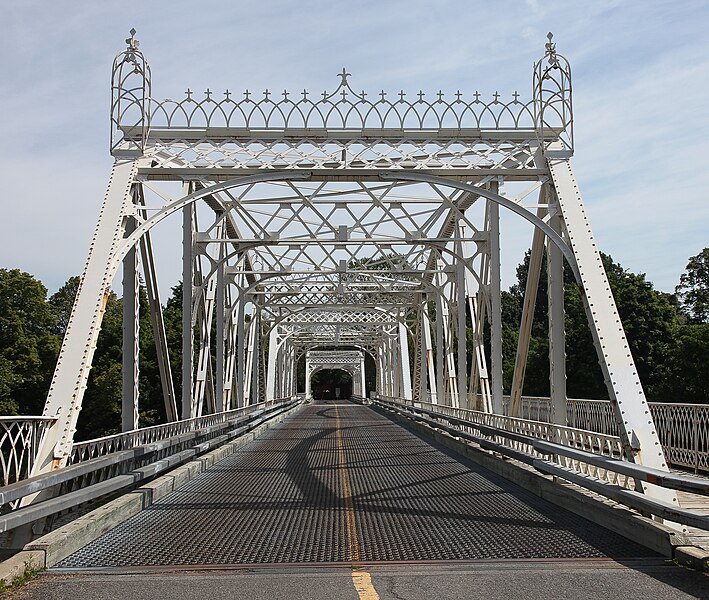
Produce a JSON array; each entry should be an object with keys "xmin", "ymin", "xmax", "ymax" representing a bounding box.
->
[
  {"xmin": 676, "ymin": 248, "xmax": 709, "ymax": 324},
  {"xmin": 659, "ymin": 323, "xmax": 709, "ymax": 404},
  {"xmin": 49, "ymin": 275, "xmax": 80, "ymax": 337},
  {"xmin": 0, "ymin": 269, "xmax": 60, "ymax": 415},
  {"xmin": 502, "ymin": 252, "xmax": 682, "ymax": 401},
  {"xmin": 74, "ymin": 290, "xmax": 122, "ymax": 440}
]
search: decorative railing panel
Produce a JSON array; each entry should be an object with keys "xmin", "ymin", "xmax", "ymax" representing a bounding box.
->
[
  {"xmin": 650, "ymin": 403, "xmax": 709, "ymax": 473},
  {"xmin": 0, "ymin": 417, "xmax": 55, "ymax": 504},
  {"xmin": 70, "ymin": 399, "xmax": 282, "ymax": 464},
  {"xmin": 502, "ymin": 396, "xmax": 708, "ymax": 473}
]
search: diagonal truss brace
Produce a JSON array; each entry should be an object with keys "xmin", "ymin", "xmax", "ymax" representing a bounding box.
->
[{"xmin": 548, "ymin": 155, "xmax": 681, "ymax": 516}]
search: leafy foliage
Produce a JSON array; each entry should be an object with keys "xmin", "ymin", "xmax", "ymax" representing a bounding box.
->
[
  {"xmin": 676, "ymin": 248, "xmax": 709, "ymax": 324},
  {"xmin": 0, "ymin": 269, "xmax": 60, "ymax": 415},
  {"xmin": 501, "ymin": 251, "xmax": 701, "ymax": 402}
]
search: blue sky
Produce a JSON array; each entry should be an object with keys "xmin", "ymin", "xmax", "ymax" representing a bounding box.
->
[{"xmin": 2, "ymin": 0, "xmax": 708, "ymax": 294}]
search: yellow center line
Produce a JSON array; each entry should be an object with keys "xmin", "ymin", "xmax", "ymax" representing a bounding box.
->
[{"xmin": 334, "ymin": 405, "xmax": 380, "ymax": 600}]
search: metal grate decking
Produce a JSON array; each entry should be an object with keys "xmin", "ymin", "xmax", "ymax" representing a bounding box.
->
[{"xmin": 56, "ymin": 402, "xmax": 656, "ymax": 568}]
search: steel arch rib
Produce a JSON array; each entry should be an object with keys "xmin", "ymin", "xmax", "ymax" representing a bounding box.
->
[{"xmin": 379, "ymin": 171, "xmax": 580, "ymax": 282}]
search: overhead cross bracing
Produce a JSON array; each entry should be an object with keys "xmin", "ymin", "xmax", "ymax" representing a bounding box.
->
[{"xmin": 29, "ymin": 29, "xmax": 680, "ymax": 527}]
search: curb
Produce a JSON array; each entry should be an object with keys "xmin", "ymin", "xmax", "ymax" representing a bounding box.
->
[
  {"xmin": 674, "ymin": 545, "xmax": 709, "ymax": 572},
  {"xmin": 0, "ymin": 402, "xmax": 302, "ymax": 576},
  {"xmin": 375, "ymin": 405, "xmax": 708, "ymax": 571}
]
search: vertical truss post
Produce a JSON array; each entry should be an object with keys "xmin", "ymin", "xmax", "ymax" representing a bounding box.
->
[
  {"xmin": 375, "ymin": 343, "xmax": 383, "ymax": 395},
  {"xmin": 259, "ymin": 327, "xmax": 268, "ymax": 401},
  {"xmin": 487, "ymin": 185, "xmax": 504, "ymax": 414},
  {"xmin": 441, "ymin": 274, "xmax": 459, "ymax": 408},
  {"xmin": 359, "ymin": 353, "xmax": 366, "ymax": 399},
  {"xmin": 510, "ymin": 198, "xmax": 548, "ymax": 417},
  {"xmin": 181, "ymin": 195, "xmax": 194, "ymax": 420},
  {"xmin": 138, "ymin": 190, "xmax": 178, "ymax": 422},
  {"xmin": 267, "ymin": 327, "xmax": 279, "ymax": 401},
  {"xmin": 223, "ymin": 291, "xmax": 238, "ymax": 409},
  {"xmin": 456, "ymin": 223, "xmax": 468, "ymax": 408},
  {"xmin": 465, "ymin": 233, "xmax": 491, "ymax": 412},
  {"xmin": 215, "ymin": 238, "xmax": 226, "ymax": 412},
  {"xmin": 468, "ymin": 293, "xmax": 492, "ymax": 412},
  {"xmin": 251, "ymin": 309, "xmax": 261, "ymax": 403},
  {"xmin": 121, "ymin": 210, "xmax": 140, "ymax": 432},
  {"xmin": 385, "ymin": 335, "xmax": 395, "ymax": 397},
  {"xmin": 193, "ymin": 229, "xmax": 218, "ymax": 415},
  {"xmin": 548, "ymin": 156, "xmax": 680, "ymax": 512},
  {"xmin": 547, "ymin": 204, "xmax": 567, "ymax": 425},
  {"xmin": 242, "ymin": 318, "xmax": 254, "ymax": 403},
  {"xmin": 398, "ymin": 319, "xmax": 412, "ymax": 401},
  {"xmin": 411, "ymin": 310, "xmax": 423, "ymax": 403},
  {"xmin": 416, "ymin": 301, "xmax": 428, "ymax": 403},
  {"xmin": 434, "ymin": 262, "xmax": 445, "ymax": 404},
  {"xmin": 236, "ymin": 294, "xmax": 246, "ymax": 406},
  {"xmin": 422, "ymin": 301, "xmax": 437, "ymax": 403},
  {"xmin": 305, "ymin": 350, "xmax": 312, "ymax": 399},
  {"xmin": 383, "ymin": 339, "xmax": 392, "ymax": 396}
]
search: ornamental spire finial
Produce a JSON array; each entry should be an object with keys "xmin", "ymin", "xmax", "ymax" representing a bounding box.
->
[
  {"xmin": 545, "ymin": 32, "xmax": 559, "ymax": 66},
  {"xmin": 126, "ymin": 28, "xmax": 140, "ymax": 51}
]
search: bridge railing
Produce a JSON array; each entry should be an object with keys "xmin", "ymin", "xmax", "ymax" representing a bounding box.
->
[
  {"xmin": 471, "ymin": 395, "xmax": 708, "ymax": 474},
  {"xmin": 70, "ymin": 400, "xmax": 287, "ymax": 464},
  {"xmin": 372, "ymin": 394, "xmax": 709, "ymax": 531},
  {"xmin": 0, "ymin": 397, "xmax": 300, "ymax": 530},
  {"xmin": 376, "ymin": 396, "xmax": 629, "ymax": 487},
  {"xmin": 0, "ymin": 417, "xmax": 56, "ymax": 489}
]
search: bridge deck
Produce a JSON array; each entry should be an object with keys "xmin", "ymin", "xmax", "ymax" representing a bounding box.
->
[{"xmin": 56, "ymin": 402, "xmax": 655, "ymax": 568}]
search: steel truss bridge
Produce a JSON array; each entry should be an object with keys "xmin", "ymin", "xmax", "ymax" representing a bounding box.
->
[{"xmin": 0, "ymin": 31, "xmax": 708, "ymax": 595}]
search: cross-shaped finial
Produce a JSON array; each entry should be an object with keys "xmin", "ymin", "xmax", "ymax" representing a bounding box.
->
[
  {"xmin": 224, "ymin": 89, "xmax": 231, "ymax": 100},
  {"xmin": 264, "ymin": 89, "xmax": 271, "ymax": 101},
  {"xmin": 545, "ymin": 31, "xmax": 560, "ymax": 66},
  {"xmin": 545, "ymin": 32, "xmax": 557, "ymax": 56},
  {"xmin": 125, "ymin": 28, "xmax": 139, "ymax": 50},
  {"xmin": 185, "ymin": 88, "xmax": 193, "ymax": 101},
  {"xmin": 302, "ymin": 89, "xmax": 309, "ymax": 100},
  {"xmin": 473, "ymin": 91, "xmax": 481, "ymax": 102},
  {"xmin": 493, "ymin": 91, "xmax": 500, "ymax": 102},
  {"xmin": 282, "ymin": 89, "xmax": 289, "ymax": 101},
  {"xmin": 417, "ymin": 91, "xmax": 425, "ymax": 102},
  {"xmin": 512, "ymin": 91, "xmax": 520, "ymax": 102},
  {"xmin": 379, "ymin": 90, "xmax": 387, "ymax": 101},
  {"xmin": 337, "ymin": 67, "xmax": 352, "ymax": 85},
  {"xmin": 244, "ymin": 89, "xmax": 251, "ymax": 101},
  {"xmin": 437, "ymin": 90, "xmax": 444, "ymax": 101},
  {"xmin": 359, "ymin": 90, "xmax": 367, "ymax": 101},
  {"xmin": 205, "ymin": 88, "xmax": 212, "ymax": 100},
  {"xmin": 398, "ymin": 90, "xmax": 406, "ymax": 101},
  {"xmin": 455, "ymin": 91, "xmax": 462, "ymax": 101}
]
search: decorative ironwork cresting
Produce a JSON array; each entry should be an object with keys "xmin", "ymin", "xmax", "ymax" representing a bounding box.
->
[
  {"xmin": 111, "ymin": 28, "xmax": 152, "ymax": 156},
  {"xmin": 145, "ymin": 74, "xmax": 536, "ymax": 132},
  {"xmin": 534, "ymin": 32, "xmax": 574, "ymax": 154}
]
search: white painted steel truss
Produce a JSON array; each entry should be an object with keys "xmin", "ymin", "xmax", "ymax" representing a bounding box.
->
[{"xmin": 34, "ymin": 31, "xmax": 679, "ymax": 515}]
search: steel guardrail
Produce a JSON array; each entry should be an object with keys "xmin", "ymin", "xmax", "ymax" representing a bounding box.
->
[
  {"xmin": 373, "ymin": 396, "xmax": 709, "ymax": 531},
  {"xmin": 0, "ymin": 398, "xmax": 299, "ymax": 533}
]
